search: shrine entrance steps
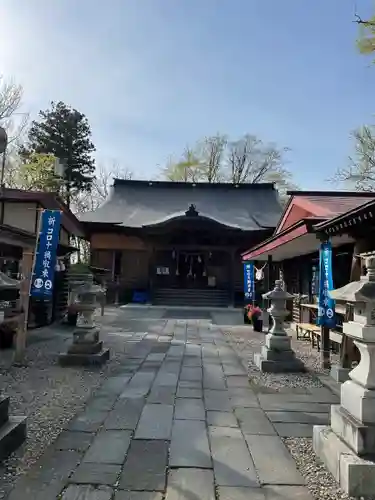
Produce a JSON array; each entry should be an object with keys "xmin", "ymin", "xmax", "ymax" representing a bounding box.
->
[{"xmin": 153, "ymin": 288, "xmax": 229, "ymax": 307}]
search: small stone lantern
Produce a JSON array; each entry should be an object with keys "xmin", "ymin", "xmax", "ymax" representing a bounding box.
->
[
  {"xmin": 254, "ymin": 279, "xmax": 304, "ymax": 372},
  {"xmin": 59, "ymin": 276, "xmax": 109, "ymax": 366},
  {"xmin": 313, "ymin": 252, "xmax": 375, "ymax": 497}
]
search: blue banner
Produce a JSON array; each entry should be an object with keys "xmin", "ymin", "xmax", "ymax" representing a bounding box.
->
[
  {"xmin": 316, "ymin": 241, "xmax": 336, "ymax": 328},
  {"xmin": 243, "ymin": 262, "xmax": 255, "ymax": 301},
  {"xmin": 31, "ymin": 210, "xmax": 62, "ymax": 298}
]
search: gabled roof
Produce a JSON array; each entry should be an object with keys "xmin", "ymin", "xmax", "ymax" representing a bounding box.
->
[
  {"xmin": 275, "ymin": 191, "xmax": 375, "ymax": 234},
  {"xmin": 242, "ymin": 190, "xmax": 375, "ymax": 261},
  {"xmin": 80, "ymin": 179, "xmax": 283, "ymax": 232},
  {"xmin": 314, "ymin": 197, "xmax": 375, "ymax": 236}
]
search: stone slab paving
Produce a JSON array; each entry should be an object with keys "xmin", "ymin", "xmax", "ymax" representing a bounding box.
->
[{"xmin": 5, "ymin": 314, "xmax": 327, "ymax": 499}]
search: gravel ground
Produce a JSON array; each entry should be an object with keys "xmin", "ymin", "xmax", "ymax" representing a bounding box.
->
[
  {"xmin": 0, "ymin": 312, "xmax": 136, "ymax": 499},
  {"xmin": 222, "ymin": 324, "xmax": 366, "ymax": 500},
  {"xmin": 222, "ymin": 324, "xmax": 333, "ymax": 391}
]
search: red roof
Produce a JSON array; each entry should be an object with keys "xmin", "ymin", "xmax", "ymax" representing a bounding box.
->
[
  {"xmin": 298, "ymin": 195, "xmax": 375, "ymax": 218},
  {"xmin": 243, "ymin": 191, "xmax": 375, "ymax": 261}
]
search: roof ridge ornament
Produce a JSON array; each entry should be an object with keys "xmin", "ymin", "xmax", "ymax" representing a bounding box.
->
[{"xmin": 185, "ymin": 204, "xmax": 199, "ymax": 217}]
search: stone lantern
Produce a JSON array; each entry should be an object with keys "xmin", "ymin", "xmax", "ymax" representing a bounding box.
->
[
  {"xmin": 59, "ymin": 276, "xmax": 109, "ymax": 366},
  {"xmin": 254, "ymin": 279, "xmax": 304, "ymax": 372},
  {"xmin": 313, "ymin": 252, "xmax": 375, "ymax": 497}
]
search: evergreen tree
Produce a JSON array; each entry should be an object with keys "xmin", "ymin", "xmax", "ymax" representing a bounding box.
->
[{"xmin": 21, "ymin": 101, "xmax": 95, "ymax": 204}]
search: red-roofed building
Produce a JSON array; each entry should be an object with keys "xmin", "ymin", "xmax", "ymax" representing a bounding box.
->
[{"xmin": 241, "ymin": 191, "xmax": 375, "ymax": 329}]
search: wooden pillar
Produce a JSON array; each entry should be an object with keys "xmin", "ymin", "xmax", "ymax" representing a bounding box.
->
[
  {"xmin": 229, "ymin": 249, "xmax": 236, "ymax": 307},
  {"xmin": 148, "ymin": 247, "xmax": 155, "ymax": 303},
  {"xmin": 14, "ymin": 246, "xmax": 34, "ymax": 365},
  {"xmin": 263, "ymin": 255, "xmax": 273, "ymax": 331}
]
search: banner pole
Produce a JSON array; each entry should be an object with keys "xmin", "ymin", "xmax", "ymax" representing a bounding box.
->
[{"xmin": 14, "ymin": 209, "xmax": 44, "ymax": 365}]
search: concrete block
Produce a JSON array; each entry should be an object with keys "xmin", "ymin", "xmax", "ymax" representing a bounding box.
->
[
  {"xmin": 169, "ymin": 420, "xmax": 211, "ymax": 468},
  {"xmin": 119, "ymin": 440, "xmax": 168, "ymax": 491},
  {"xmin": 135, "ymin": 404, "xmax": 173, "ymax": 439},
  {"xmin": 330, "ymin": 404, "xmax": 375, "ymax": 456},
  {"xmin": 175, "ymin": 398, "xmax": 205, "ymax": 420},
  {"xmin": 58, "ymin": 348, "xmax": 110, "ymax": 367},
  {"xmin": 207, "ymin": 411, "xmax": 238, "ymax": 427},
  {"xmin": 104, "ymin": 398, "xmax": 144, "ymax": 430},
  {"xmin": 313, "ymin": 424, "xmax": 375, "ymax": 497},
  {"xmin": 115, "ymin": 493, "xmax": 163, "ymax": 500},
  {"xmin": 176, "ymin": 387, "xmax": 202, "ymax": 399},
  {"xmin": 266, "ymin": 411, "xmax": 328, "ymax": 425},
  {"xmin": 62, "ymin": 485, "xmax": 113, "ymax": 500},
  {"xmin": 204, "ymin": 390, "xmax": 231, "ymax": 411},
  {"xmin": 209, "ymin": 426, "xmax": 259, "ymax": 487},
  {"xmin": 83, "ymin": 430, "xmax": 132, "ymax": 464},
  {"xmin": 273, "ymin": 423, "xmax": 314, "ymax": 438},
  {"xmin": 341, "ymin": 379, "xmax": 375, "ymax": 425},
  {"xmin": 330, "ymin": 365, "xmax": 350, "ymax": 383},
  {"xmin": 70, "ymin": 463, "xmax": 121, "ymax": 485},
  {"xmin": 147, "ymin": 386, "xmax": 176, "ymax": 405},
  {"xmin": 68, "ymin": 341, "xmax": 103, "ymax": 354},
  {"xmin": 217, "ymin": 487, "xmax": 264, "ymax": 500},
  {"xmin": 165, "ymin": 469, "xmax": 215, "ymax": 500},
  {"xmin": 235, "ymin": 408, "xmax": 276, "ymax": 435},
  {"xmin": 260, "ymin": 345, "xmax": 297, "ymax": 362},
  {"xmin": 245, "ymin": 434, "xmax": 304, "ymax": 485},
  {"xmin": 254, "ymin": 352, "xmax": 305, "ymax": 373},
  {"xmin": 0, "ymin": 416, "xmax": 27, "ymax": 461},
  {"xmin": 54, "ymin": 431, "xmax": 93, "ymax": 452}
]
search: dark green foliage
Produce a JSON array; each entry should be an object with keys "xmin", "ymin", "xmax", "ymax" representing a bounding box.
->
[{"xmin": 21, "ymin": 101, "xmax": 95, "ymax": 198}]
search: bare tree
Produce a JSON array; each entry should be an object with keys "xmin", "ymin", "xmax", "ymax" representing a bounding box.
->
[
  {"xmin": 333, "ymin": 126, "xmax": 375, "ymax": 191},
  {"xmin": 226, "ymin": 134, "xmax": 291, "ymax": 188},
  {"xmin": 163, "ymin": 147, "xmax": 202, "ymax": 182},
  {"xmin": 72, "ymin": 162, "xmax": 133, "ymax": 215},
  {"xmin": 196, "ymin": 134, "xmax": 227, "ymax": 182},
  {"xmin": 162, "ymin": 132, "xmax": 295, "ymax": 198},
  {"xmin": 0, "ymin": 76, "xmax": 28, "ymax": 147}
]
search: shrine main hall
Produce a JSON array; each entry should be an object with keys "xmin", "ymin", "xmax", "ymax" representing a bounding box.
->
[{"xmin": 80, "ymin": 179, "xmax": 282, "ymax": 307}]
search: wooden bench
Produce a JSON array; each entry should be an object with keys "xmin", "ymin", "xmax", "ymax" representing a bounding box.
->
[
  {"xmin": 296, "ymin": 323, "xmax": 320, "ymax": 341},
  {"xmin": 312, "ymin": 329, "xmax": 343, "ymax": 352}
]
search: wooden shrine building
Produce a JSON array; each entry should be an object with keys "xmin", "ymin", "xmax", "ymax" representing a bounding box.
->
[
  {"xmin": 242, "ymin": 191, "xmax": 375, "ymax": 329},
  {"xmin": 80, "ymin": 179, "xmax": 283, "ymax": 307}
]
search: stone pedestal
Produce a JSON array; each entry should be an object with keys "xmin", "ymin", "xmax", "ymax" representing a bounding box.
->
[
  {"xmin": 59, "ymin": 278, "xmax": 109, "ymax": 366},
  {"xmin": 313, "ymin": 252, "xmax": 375, "ymax": 497},
  {"xmin": 0, "ymin": 396, "xmax": 26, "ymax": 461},
  {"xmin": 330, "ymin": 364, "xmax": 350, "ymax": 383},
  {"xmin": 254, "ymin": 280, "xmax": 304, "ymax": 373}
]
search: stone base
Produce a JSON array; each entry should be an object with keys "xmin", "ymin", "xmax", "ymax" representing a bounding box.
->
[
  {"xmin": 331, "ymin": 404, "xmax": 375, "ymax": 456},
  {"xmin": 260, "ymin": 345, "xmax": 296, "ymax": 361},
  {"xmin": 330, "ymin": 365, "xmax": 350, "ymax": 383},
  {"xmin": 313, "ymin": 424, "xmax": 375, "ymax": 497},
  {"xmin": 0, "ymin": 416, "xmax": 27, "ymax": 461},
  {"xmin": 58, "ymin": 348, "xmax": 110, "ymax": 367},
  {"xmin": 68, "ymin": 341, "xmax": 103, "ymax": 355},
  {"xmin": 254, "ymin": 351, "xmax": 305, "ymax": 373}
]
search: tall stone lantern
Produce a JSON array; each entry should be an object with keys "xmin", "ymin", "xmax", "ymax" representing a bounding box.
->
[
  {"xmin": 59, "ymin": 276, "xmax": 109, "ymax": 366},
  {"xmin": 254, "ymin": 279, "xmax": 304, "ymax": 372},
  {"xmin": 313, "ymin": 252, "xmax": 375, "ymax": 497}
]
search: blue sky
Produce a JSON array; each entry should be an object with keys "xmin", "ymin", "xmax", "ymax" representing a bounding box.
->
[{"xmin": 0, "ymin": 0, "xmax": 373, "ymax": 189}]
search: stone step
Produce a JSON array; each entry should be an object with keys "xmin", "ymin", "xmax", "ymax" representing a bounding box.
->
[
  {"xmin": 0, "ymin": 416, "xmax": 27, "ymax": 462},
  {"xmin": 153, "ymin": 288, "xmax": 230, "ymax": 307},
  {"xmin": 0, "ymin": 397, "xmax": 10, "ymax": 427}
]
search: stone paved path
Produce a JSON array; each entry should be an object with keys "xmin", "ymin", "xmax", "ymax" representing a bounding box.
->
[{"xmin": 6, "ymin": 317, "xmax": 337, "ymax": 500}]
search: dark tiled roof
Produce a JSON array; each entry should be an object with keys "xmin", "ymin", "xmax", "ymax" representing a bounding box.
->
[{"xmin": 80, "ymin": 180, "xmax": 283, "ymax": 231}]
